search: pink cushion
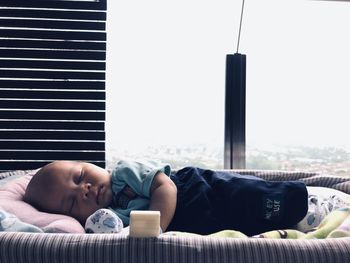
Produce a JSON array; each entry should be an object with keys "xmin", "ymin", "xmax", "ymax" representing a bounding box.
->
[{"xmin": 0, "ymin": 171, "xmax": 85, "ymax": 233}]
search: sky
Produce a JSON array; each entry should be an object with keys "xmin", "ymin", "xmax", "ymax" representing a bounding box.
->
[{"xmin": 105, "ymin": 0, "xmax": 350, "ymax": 154}]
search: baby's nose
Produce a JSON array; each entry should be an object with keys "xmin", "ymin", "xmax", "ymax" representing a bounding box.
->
[{"xmin": 81, "ymin": 183, "xmax": 92, "ymax": 199}]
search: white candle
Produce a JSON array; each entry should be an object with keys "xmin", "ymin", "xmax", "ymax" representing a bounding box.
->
[{"xmin": 129, "ymin": 210, "xmax": 161, "ymax": 238}]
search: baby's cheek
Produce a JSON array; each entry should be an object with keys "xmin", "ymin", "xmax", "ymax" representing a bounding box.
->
[
  {"xmin": 74, "ymin": 204, "xmax": 95, "ymax": 223},
  {"xmin": 103, "ymin": 188, "xmax": 113, "ymax": 207}
]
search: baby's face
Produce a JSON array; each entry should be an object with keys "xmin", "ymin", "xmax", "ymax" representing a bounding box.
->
[{"xmin": 31, "ymin": 161, "xmax": 113, "ymax": 224}]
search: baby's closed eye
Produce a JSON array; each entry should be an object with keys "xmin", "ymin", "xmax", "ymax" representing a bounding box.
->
[{"xmin": 74, "ymin": 170, "xmax": 84, "ymax": 184}]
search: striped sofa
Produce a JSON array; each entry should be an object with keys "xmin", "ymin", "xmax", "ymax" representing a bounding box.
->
[{"xmin": 1, "ymin": 169, "xmax": 350, "ymax": 263}]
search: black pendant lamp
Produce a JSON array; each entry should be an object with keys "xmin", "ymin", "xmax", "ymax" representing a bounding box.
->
[{"xmin": 224, "ymin": 0, "xmax": 246, "ymax": 169}]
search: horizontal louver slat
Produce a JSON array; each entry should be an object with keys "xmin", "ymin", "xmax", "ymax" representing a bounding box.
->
[
  {"xmin": 0, "ymin": 111, "xmax": 105, "ymax": 121},
  {"xmin": 0, "ymin": 90, "xmax": 105, "ymax": 100},
  {"xmin": 0, "ymin": 29, "xmax": 106, "ymax": 41},
  {"xmin": 0, "ymin": 19, "xmax": 105, "ymax": 31},
  {"xmin": 0, "ymin": 49, "xmax": 106, "ymax": 60},
  {"xmin": 0, "ymin": 80, "xmax": 105, "ymax": 90},
  {"xmin": 0, "ymin": 141, "xmax": 105, "ymax": 150},
  {"xmin": 0, "ymin": 70, "xmax": 105, "ymax": 80},
  {"xmin": 0, "ymin": 40, "xmax": 106, "ymax": 51},
  {"xmin": 0, "ymin": 161, "xmax": 105, "ymax": 171},
  {"xmin": 0, "ymin": 151, "xmax": 105, "ymax": 160},
  {"xmin": 0, "ymin": 100, "xmax": 105, "ymax": 110},
  {"xmin": 0, "ymin": 120, "xmax": 104, "ymax": 130},
  {"xmin": 0, "ymin": 9, "xmax": 106, "ymax": 21},
  {"xmin": 0, "ymin": 0, "xmax": 107, "ymax": 10},
  {"xmin": 0, "ymin": 59, "xmax": 105, "ymax": 70},
  {"xmin": 0, "ymin": 131, "xmax": 105, "ymax": 140},
  {"xmin": 0, "ymin": 0, "xmax": 106, "ymax": 170}
]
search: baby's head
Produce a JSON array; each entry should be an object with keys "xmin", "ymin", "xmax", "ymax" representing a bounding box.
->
[{"xmin": 24, "ymin": 161, "xmax": 113, "ymax": 224}]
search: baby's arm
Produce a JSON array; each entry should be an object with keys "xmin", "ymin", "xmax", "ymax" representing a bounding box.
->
[{"xmin": 149, "ymin": 172, "xmax": 177, "ymax": 232}]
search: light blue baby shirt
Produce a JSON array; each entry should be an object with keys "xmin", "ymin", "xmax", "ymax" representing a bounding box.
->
[{"xmin": 109, "ymin": 159, "xmax": 171, "ymax": 226}]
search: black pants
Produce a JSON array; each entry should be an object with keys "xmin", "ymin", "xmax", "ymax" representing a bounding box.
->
[{"xmin": 168, "ymin": 167, "xmax": 308, "ymax": 236}]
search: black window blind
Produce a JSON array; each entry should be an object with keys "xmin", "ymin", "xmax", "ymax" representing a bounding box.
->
[{"xmin": 0, "ymin": 0, "xmax": 106, "ymax": 171}]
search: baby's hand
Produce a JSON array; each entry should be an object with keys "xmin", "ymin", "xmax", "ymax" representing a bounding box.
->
[{"xmin": 85, "ymin": 209, "xmax": 123, "ymax": 234}]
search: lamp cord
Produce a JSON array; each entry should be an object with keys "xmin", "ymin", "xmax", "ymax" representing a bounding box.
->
[{"xmin": 236, "ymin": 0, "xmax": 246, "ymax": 53}]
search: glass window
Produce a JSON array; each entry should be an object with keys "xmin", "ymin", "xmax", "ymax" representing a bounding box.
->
[
  {"xmin": 106, "ymin": 0, "xmax": 350, "ymax": 175},
  {"xmin": 106, "ymin": 1, "xmax": 244, "ymax": 169},
  {"xmin": 244, "ymin": 0, "xmax": 350, "ymax": 175}
]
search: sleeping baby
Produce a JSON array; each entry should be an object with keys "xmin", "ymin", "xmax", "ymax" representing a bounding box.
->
[
  {"xmin": 23, "ymin": 160, "xmax": 173, "ymax": 234},
  {"xmin": 23, "ymin": 160, "xmax": 350, "ymax": 235}
]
